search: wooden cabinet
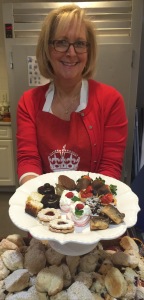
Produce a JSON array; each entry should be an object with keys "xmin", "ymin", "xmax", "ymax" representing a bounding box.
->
[{"xmin": 0, "ymin": 125, "xmax": 15, "ymax": 186}]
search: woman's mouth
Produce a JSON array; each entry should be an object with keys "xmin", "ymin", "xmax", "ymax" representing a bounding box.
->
[{"xmin": 61, "ymin": 61, "xmax": 78, "ymax": 66}]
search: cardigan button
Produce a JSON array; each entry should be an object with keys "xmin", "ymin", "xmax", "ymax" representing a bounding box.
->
[
  {"xmin": 89, "ymin": 125, "xmax": 93, "ymax": 129},
  {"xmin": 94, "ymin": 143, "xmax": 96, "ymax": 146},
  {"xmin": 81, "ymin": 112, "xmax": 85, "ymax": 117},
  {"xmin": 94, "ymin": 160, "xmax": 97, "ymax": 163}
]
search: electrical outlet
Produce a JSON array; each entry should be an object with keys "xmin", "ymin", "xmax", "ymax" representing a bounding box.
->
[{"xmin": 1, "ymin": 90, "xmax": 8, "ymax": 102}]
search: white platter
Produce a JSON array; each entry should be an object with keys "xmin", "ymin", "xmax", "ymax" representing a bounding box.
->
[{"xmin": 9, "ymin": 171, "xmax": 140, "ymax": 255}]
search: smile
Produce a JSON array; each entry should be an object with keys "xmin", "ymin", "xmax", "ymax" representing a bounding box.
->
[{"xmin": 61, "ymin": 61, "xmax": 78, "ymax": 66}]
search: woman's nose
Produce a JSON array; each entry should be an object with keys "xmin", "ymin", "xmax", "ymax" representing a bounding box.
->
[{"xmin": 66, "ymin": 44, "xmax": 76, "ymax": 56}]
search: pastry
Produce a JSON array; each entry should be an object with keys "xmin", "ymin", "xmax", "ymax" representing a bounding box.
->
[
  {"xmin": 120, "ymin": 235, "xmax": 139, "ymax": 252},
  {"xmin": 104, "ymin": 267, "xmax": 128, "ymax": 298},
  {"xmin": 25, "ymin": 199, "xmax": 43, "ymax": 217},
  {"xmin": 1, "ymin": 249, "xmax": 24, "ymax": 271},
  {"xmin": 55, "ymin": 184, "xmax": 65, "ymax": 196},
  {"xmin": 4, "ymin": 269, "xmax": 30, "ymax": 292},
  {"xmin": 61, "ymin": 263, "xmax": 72, "ymax": 288},
  {"xmin": 68, "ymin": 201, "xmax": 91, "ymax": 227},
  {"xmin": 37, "ymin": 208, "xmax": 61, "ymax": 223},
  {"xmin": 79, "ymin": 252, "xmax": 99, "ymax": 273},
  {"xmin": 41, "ymin": 194, "xmax": 60, "ymax": 209},
  {"xmin": 60, "ymin": 190, "xmax": 79, "ymax": 212},
  {"xmin": 58, "ymin": 175, "xmax": 76, "ymax": 190},
  {"xmin": 45, "ymin": 247, "xmax": 65, "ymax": 266},
  {"xmin": 111, "ymin": 250, "xmax": 139, "ymax": 268},
  {"xmin": 49, "ymin": 290, "xmax": 68, "ymax": 300},
  {"xmin": 0, "ymin": 239, "xmax": 18, "ymax": 255},
  {"xmin": 38, "ymin": 183, "xmax": 55, "ymax": 195},
  {"xmin": 27, "ymin": 192, "xmax": 44, "ymax": 202},
  {"xmin": 86, "ymin": 196, "xmax": 101, "ymax": 215},
  {"xmin": 74, "ymin": 271, "xmax": 93, "ymax": 288},
  {"xmin": 36, "ymin": 265, "xmax": 63, "ymax": 296},
  {"xmin": 6, "ymin": 234, "xmax": 26, "ymax": 248},
  {"xmin": 0, "ymin": 257, "xmax": 10, "ymax": 280},
  {"xmin": 100, "ymin": 204, "xmax": 125, "ymax": 224},
  {"xmin": 98, "ymin": 258, "xmax": 113, "ymax": 275},
  {"xmin": 24, "ymin": 243, "xmax": 46, "ymax": 275},
  {"xmin": 5, "ymin": 286, "xmax": 41, "ymax": 300},
  {"xmin": 136, "ymin": 286, "xmax": 144, "ymax": 300},
  {"xmin": 90, "ymin": 216, "xmax": 109, "ymax": 230},
  {"xmin": 49, "ymin": 218, "xmax": 74, "ymax": 233},
  {"xmin": 66, "ymin": 255, "xmax": 80, "ymax": 278},
  {"xmin": 67, "ymin": 281, "xmax": 94, "ymax": 300}
]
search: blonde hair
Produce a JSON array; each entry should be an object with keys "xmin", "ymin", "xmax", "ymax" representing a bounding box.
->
[{"xmin": 36, "ymin": 4, "xmax": 97, "ymax": 79}]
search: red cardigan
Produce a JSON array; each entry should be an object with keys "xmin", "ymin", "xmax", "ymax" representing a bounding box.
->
[{"xmin": 16, "ymin": 79, "xmax": 128, "ymax": 180}]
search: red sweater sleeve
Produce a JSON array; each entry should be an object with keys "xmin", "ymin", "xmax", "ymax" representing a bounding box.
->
[
  {"xmin": 95, "ymin": 82, "xmax": 128, "ymax": 179},
  {"xmin": 16, "ymin": 85, "xmax": 48, "ymax": 179}
]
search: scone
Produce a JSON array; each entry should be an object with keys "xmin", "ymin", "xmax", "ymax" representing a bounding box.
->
[
  {"xmin": 74, "ymin": 271, "xmax": 93, "ymax": 288},
  {"xmin": 0, "ymin": 257, "xmax": 10, "ymax": 280},
  {"xmin": 0, "ymin": 239, "xmax": 18, "ymax": 255},
  {"xmin": 36, "ymin": 266, "xmax": 63, "ymax": 296},
  {"xmin": 104, "ymin": 267, "xmax": 127, "ymax": 298},
  {"xmin": 120, "ymin": 236, "xmax": 139, "ymax": 252},
  {"xmin": 24, "ymin": 245, "xmax": 46, "ymax": 275},
  {"xmin": 67, "ymin": 281, "xmax": 94, "ymax": 300},
  {"xmin": 45, "ymin": 247, "xmax": 65, "ymax": 266},
  {"xmin": 1, "ymin": 249, "xmax": 24, "ymax": 271},
  {"xmin": 6, "ymin": 234, "xmax": 26, "ymax": 248},
  {"xmin": 4, "ymin": 269, "xmax": 30, "ymax": 292}
]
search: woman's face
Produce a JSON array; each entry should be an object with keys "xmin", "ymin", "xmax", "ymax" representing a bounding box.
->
[{"xmin": 49, "ymin": 21, "xmax": 88, "ymax": 83}]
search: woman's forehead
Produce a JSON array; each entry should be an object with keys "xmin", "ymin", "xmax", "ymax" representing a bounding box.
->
[{"xmin": 54, "ymin": 21, "xmax": 86, "ymax": 39}]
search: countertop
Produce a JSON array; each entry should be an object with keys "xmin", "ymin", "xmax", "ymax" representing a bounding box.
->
[{"xmin": 0, "ymin": 121, "xmax": 11, "ymax": 126}]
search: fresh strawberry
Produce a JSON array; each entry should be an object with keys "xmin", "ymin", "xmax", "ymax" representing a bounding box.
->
[
  {"xmin": 80, "ymin": 185, "xmax": 93, "ymax": 198},
  {"xmin": 76, "ymin": 203, "xmax": 84, "ymax": 210},
  {"xmin": 100, "ymin": 193, "xmax": 114, "ymax": 204},
  {"xmin": 65, "ymin": 192, "xmax": 74, "ymax": 198}
]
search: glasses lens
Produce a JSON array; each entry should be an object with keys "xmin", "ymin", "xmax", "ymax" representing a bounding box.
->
[
  {"xmin": 74, "ymin": 41, "xmax": 89, "ymax": 53},
  {"xmin": 54, "ymin": 40, "xmax": 69, "ymax": 52}
]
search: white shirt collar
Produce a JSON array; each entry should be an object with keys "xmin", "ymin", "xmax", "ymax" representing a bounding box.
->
[{"xmin": 42, "ymin": 79, "xmax": 88, "ymax": 112}]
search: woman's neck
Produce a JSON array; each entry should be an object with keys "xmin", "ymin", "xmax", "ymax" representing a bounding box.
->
[
  {"xmin": 51, "ymin": 79, "xmax": 82, "ymax": 121},
  {"xmin": 53, "ymin": 79, "xmax": 82, "ymax": 99}
]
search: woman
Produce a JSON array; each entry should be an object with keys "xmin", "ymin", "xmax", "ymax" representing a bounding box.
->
[{"xmin": 17, "ymin": 4, "xmax": 128, "ymax": 185}]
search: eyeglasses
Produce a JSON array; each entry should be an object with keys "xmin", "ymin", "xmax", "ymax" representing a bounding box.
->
[{"xmin": 49, "ymin": 39, "xmax": 89, "ymax": 54}]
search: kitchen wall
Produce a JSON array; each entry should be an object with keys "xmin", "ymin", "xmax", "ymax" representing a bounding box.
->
[{"xmin": 0, "ymin": 0, "xmax": 55, "ymax": 102}]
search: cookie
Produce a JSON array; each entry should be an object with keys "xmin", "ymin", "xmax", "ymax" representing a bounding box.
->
[
  {"xmin": 49, "ymin": 219, "xmax": 74, "ymax": 234},
  {"xmin": 37, "ymin": 208, "xmax": 61, "ymax": 223}
]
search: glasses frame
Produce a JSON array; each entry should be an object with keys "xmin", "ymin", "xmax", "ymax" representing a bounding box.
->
[{"xmin": 49, "ymin": 40, "xmax": 90, "ymax": 54}]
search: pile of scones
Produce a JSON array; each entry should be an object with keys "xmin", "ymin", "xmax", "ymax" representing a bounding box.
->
[{"xmin": 0, "ymin": 234, "xmax": 144, "ymax": 299}]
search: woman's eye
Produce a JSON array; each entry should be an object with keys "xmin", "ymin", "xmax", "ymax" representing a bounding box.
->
[
  {"xmin": 75, "ymin": 41, "xmax": 85, "ymax": 48},
  {"xmin": 56, "ymin": 40, "xmax": 68, "ymax": 47}
]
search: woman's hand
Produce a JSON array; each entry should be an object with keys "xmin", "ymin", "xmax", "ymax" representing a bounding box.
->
[{"xmin": 20, "ymin": 175, "xmax": 38, "ymax": 185}]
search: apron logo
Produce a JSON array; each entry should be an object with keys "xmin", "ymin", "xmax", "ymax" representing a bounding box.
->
[{"xmin": 48, "ymin": 144, "xmax": 80, "ymax": 171}]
